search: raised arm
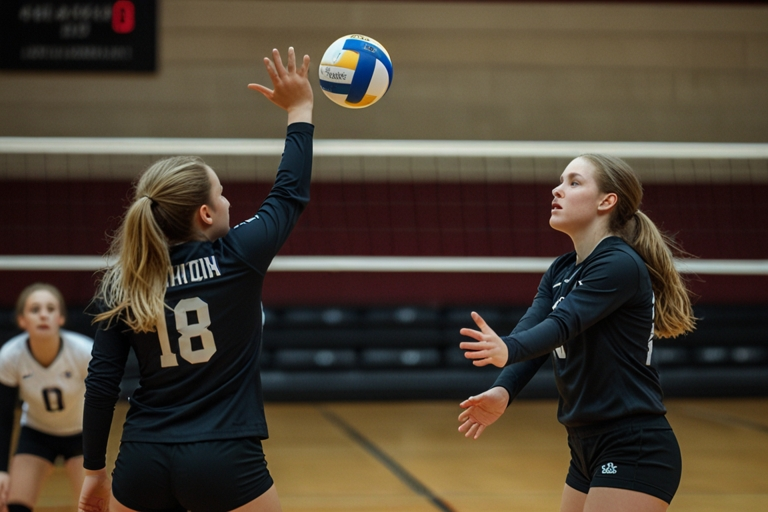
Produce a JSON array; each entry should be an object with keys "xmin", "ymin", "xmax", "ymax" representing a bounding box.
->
[{"xmin": 231, "ymin": 47, "xmax": 316, "ymax": 273}]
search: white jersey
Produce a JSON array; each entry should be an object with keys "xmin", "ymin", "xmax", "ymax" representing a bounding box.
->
[{"xmin": 0, "ymin": 330, "xmax": 93, "ymax": 436}]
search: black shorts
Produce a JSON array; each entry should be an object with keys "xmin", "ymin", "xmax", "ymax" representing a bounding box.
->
[
  {"xmin": 565, "ymin": 414, "xmax": 682, "ymax": 504},
  {"xmin": 15, "ymin": 426, "xmax": 83, "ymax": 463},
  {"xmin": 112, "ymin": 437, "xmax": 274, "ymax": 512}
]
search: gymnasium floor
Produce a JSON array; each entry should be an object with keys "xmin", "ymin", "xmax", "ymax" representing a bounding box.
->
[{"xmin": 39, "ymin": 398, "xmax": 768, "ymax": 512}]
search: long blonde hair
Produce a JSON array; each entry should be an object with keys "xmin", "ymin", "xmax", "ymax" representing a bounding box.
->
[
  {"xmin": 94, "ymin": 156, "xmax": 211, "ymax": 332},
  {"xmin": 581, "ymin": 154, "xmax": 695, "ymax": 338}
]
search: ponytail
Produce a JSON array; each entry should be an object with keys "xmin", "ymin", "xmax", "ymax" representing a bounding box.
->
[
  {"xmin": 581, "ymin": 154, "xmax": 696, "ymax": 338},
  {"xmin": 94, "ymin": 156, "xmax": 211, "ymax": 333},
  {"xmin": 625, "ymin": 210, "xmax": 695, "ymax": 338}
]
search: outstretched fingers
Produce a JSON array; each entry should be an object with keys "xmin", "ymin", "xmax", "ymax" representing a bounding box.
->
[
  {"xmin": 248, "ymin": 46, "xmax": 313, "ymax": 123},
  {"xmin": 459, "ymin": 340, "xmax": 493, "ymax": 362},
  {"xmin": 286, "ymin": 46, "xmax": 296, "ymax": 74},
  {"xmin": 247, "ymin": 56, "xmax": 277, "ymax": 98},
  {"xmin": 459, "ymin": 311, "xmax": 508, "ymax": 368},
  {"xmin": 471, "ymin": 311, "xmax": 492, "ymax": 333},
  {"xmin": 248, "ymin": 48, "xmax": 289, "ymax": 97},
  {"xmin": 298, "ymin": 53, "xmax": 310, "ymax": 77},
  {"xmin": 273, "ymin": 48, "xmax": 288, "ymax": 77},
  {"xmin": 458, "ymin": 312, "xmax": 494, "ymax": 342},
  {"xmin": 456, "ymin": 387, "xmax": 508, "ymax": 440},
  {"xmin": 265, "ymin": 52, "xmax": 280, "ymax": 81},
  {"xmin": 467, "ymin": 422, "xmax": 485, "ymax": 439},
  {"xmin": 458, "ymin": 327, "xmax": 483, "ymax": 342},
  {"xmin": 458, "ymin": 417, "xmax": 486, "ymax": 439},
  {"xmin": 472, "ymin": 423, "xmax": 486, "ymax": 439},
  {"xmin": 459, "ymin": 395, "xmax": 479, "ymax": 410}
]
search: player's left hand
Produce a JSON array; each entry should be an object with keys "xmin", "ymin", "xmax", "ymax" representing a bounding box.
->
[
  {"xmin": 459, "ymin": 311, "xmax": 509, "ymax": 367},
  {"xmin": 458, "ymin": 386, "xmax": 510, "ymax": 439}
]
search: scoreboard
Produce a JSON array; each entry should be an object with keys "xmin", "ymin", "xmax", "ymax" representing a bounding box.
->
[{"xmin": 1, "ymin": 0, "xmax": 156, "ymax": 71}]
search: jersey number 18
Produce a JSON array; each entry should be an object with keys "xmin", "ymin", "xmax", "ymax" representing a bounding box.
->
[{"xmin": 156, "ymin": 297, "xmax": 218, "ymax": 367}]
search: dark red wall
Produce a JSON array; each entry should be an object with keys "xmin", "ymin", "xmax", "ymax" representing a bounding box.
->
[{"xmin": 2, "ymin": 180, "xmax": 766, "ymax": 307}]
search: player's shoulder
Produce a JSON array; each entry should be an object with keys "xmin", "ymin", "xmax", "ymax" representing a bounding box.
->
[
  {"xmin": 0, "ymin": 333, "xmax": 27, "ymax": 358},
  {"xmin": 587, "ymin": 237, "xmax": 647, "ymax": 277}
]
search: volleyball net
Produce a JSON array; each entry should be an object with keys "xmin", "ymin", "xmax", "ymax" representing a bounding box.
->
[
  {"xmin": 2, "ymin": 136, "xmax": 768, "ymax": 398},
  {"xmin": 1, "ymin": 136, "xmax": 767, "ymax": 308}
]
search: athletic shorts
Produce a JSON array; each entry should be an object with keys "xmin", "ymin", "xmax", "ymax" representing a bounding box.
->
[
  {"xmin": 112, "ymin": 437, "xmax": 274, "ymax": 512},
  {"xmin": 15, "ymin": 426, "xmax": 83, "ymax": 463},
  {"xmin": 565, "ymin": 414, "xmax": 682, "ymax": 504}
]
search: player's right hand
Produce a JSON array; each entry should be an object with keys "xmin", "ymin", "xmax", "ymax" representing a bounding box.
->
[
  {"xmin": 248, "ymin": 47, "xmax": 313, "ymax": 125},
  {"xmin": 458, "ymin": 386, "xmax": 510, "ymax": 439}
]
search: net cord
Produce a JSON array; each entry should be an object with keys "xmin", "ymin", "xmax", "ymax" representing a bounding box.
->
[
  {"xmin": 2, "ymin": 137, "xmax": 768, "ymax": 159},
  {"xmin": 0, "ymin": 255, "xmax": 765, "ymax": 275}
]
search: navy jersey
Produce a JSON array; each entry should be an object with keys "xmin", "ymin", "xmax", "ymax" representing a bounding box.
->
[
  {"xmin": 493, "ymin": 236, "xmax": 666, "ymax": 427},
  {"xmin": 83, "ymin": 123, "xmax": 313, "ymax": 470}
]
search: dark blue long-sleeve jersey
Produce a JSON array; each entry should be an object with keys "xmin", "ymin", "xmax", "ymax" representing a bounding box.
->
[
  {"xmin": 493, "ymin": 236, "xmax": 666, "ymax": 428},
  {"xmin": 83, "ymin": 123, "xmax": 313, "ymax": 470}
]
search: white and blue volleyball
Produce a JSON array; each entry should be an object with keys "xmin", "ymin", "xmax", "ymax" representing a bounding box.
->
[{"xmin": 319, "ymin": 34, "xmax": 393, "ymax": 109}]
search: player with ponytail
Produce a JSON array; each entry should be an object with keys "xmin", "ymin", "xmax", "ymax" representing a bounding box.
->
[
  {"xmin": 583, "ymin": 153, "xmax": 695, "ymax": 339},
  {"xmin": 79, "ymin": 47, "xmax": 313, "ymax": 512},
  {"xmin": 94, "ymin": 156, "xmax": 212, "ymax": 334},
  {"xmin": 458, "ymin": 154, "xmax": 694, "ymax": 512}
]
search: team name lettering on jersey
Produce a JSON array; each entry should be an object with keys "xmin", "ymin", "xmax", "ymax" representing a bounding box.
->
[
  {"xmin": 167, "ymin": 256, "xmax": 222, "ymax": 288},
  {"xmin": 646, "ymin": 293, "xmax": 656, "ymax": 365},
  {"xmin": 234, "ymin": 214, "xmax": 259, "ymax": 229}
]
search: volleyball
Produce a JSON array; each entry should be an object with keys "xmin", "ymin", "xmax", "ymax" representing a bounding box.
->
[{"xmin": 318, "ymin": 34, "xmax": 393, "ymax": 109}]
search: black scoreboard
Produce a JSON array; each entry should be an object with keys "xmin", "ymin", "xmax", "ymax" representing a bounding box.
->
[{"xmin": 0, "ymin": 0, "xmax": 156, "ymax": 71}]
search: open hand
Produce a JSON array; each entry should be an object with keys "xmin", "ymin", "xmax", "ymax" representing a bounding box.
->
[
  {"xmin": 248, "ymin": 47, "xmax": 313, "ymax": 124},
  {"xmin": 458, "ymin": 387, "xmax": 510, "ymax": 439},
  {"xmin": 459, "ymin": 311, "xmax": 509, "ymax": 367}
]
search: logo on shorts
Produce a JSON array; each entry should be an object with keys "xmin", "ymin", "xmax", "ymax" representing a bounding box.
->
[{"xmin": 601, "ymin": 462, "xmax": 618, "ymax": 474}]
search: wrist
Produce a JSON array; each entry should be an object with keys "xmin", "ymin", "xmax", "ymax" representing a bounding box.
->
[
  {"xmin": 491, "ymin": 386, "xmax": 512, "ymax": 405},
  {"xmin": 287, "ymin": 103, "xmax": 313, "ymax": 125},
  {"xmin": 500, "ymin": 335, "xmax": 515, "ymax": 365}
]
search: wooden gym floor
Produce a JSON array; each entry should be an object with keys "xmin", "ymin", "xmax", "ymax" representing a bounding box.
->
[{"xmin": 38, "ymin": 398, "xmax": 768, "ymax": 512}]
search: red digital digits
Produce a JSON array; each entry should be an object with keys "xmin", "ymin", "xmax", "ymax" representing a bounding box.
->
[{"xmin": 112, "ymin": 0, "xmax": 135, "ymax": 34}]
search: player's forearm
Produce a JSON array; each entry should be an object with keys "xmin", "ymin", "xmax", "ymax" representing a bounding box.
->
[
  {"xmin": 503, "ymin": 318, "xmax": 566, "ymax": 364},
  {"xmin": 493, "ymin": 355, "xmax": 548, "ymax": 403},
  {"xmin": 82, "ymin": 403, "xmax": 115, "ymax": 470},
  {"xmin": 268, "ymin": 122, "xmax": 314, "ymax": 206}
]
